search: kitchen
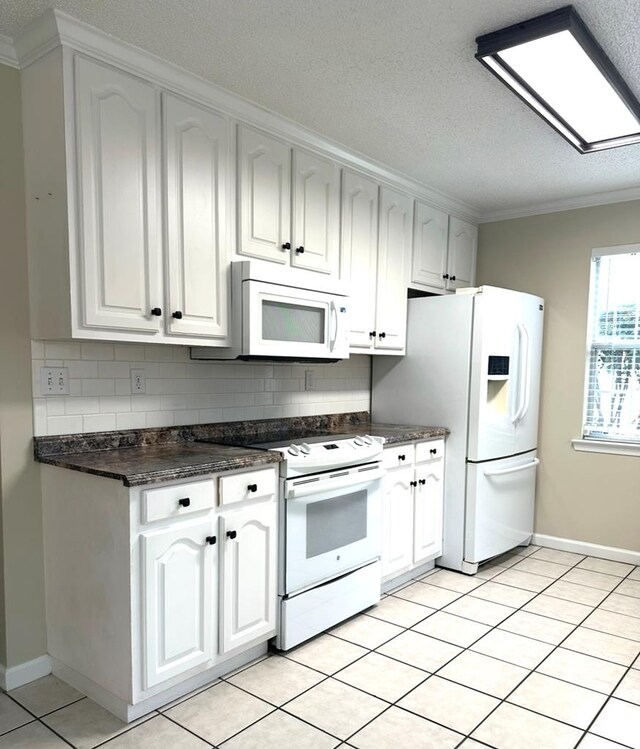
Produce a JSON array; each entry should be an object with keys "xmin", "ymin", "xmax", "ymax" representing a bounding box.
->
[{"xmin": 0, "ymin": 4, "xmax": 640, "ymax": 746}]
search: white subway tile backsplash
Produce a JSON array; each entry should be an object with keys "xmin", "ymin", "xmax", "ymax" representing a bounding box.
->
[
  {"xmin": 145, "ymin": 410, "xmax": 175, "ymax": 428},
  {"xmin": 48, "ymin": 415, "xmax": 83, "ymax": 435},
  {"xmin": 64, "ymin": 397, "xmax": 100, "ymax": 415},
  {"xmin": 98, "ymin": 396, "xmax": 132, "ymax": 413},
  {"xmin": 31, "ymin": 340, "xmax": 371, "ymax": 436},
  {"xmin": 116, "ymin": 412, "xmax": 147, "ymax": 430},
  {"xmin": 83, "ymin": 414, "xmax": 117, "ymax": 432},
  {"xmin": 45, "ymin": 342, "xmax": 82, "ymax": 360},
  {"xmin": 81, "ymin": 342, "xmax": 114, "ymax": 360},
  {"xmin": 98, "ymin": 361, "xmax": 131, "ymax": 379},
  {"xmin": 66, "ymin": 360, "xmax": 99, "ymax": 379},
  {"xmin": 115, "ymin": 378, "xmax": 132, "ymax": 395},
  {"xmin": 81, "ymin": 379, "xmax": 116, "ymax": 397},
  {"xmin": 114, "ymin": 344, "xmax": 146, "ymax": 361}
]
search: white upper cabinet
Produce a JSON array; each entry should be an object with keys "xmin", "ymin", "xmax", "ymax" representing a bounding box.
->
[
  {"xmin": 291, "ymin": 149, "xmax": 340, "ymax": 275},
  {"xmin": 238, "ymin": 127, "xmax": 339, "ymax": 276},
  {"xmin": 375, "ymin": 187, "xmax": 412, "ymax": 352},
  {"xmin": 340, "ymin": 169, "xmax": 379, "ymax": 351},
  {"xmin": 446, "ymin": 217, "xmax": 478, "ymax": 291},
  {"xmin": 75, "ymin": 56, "xmax": 162, "ymax": 334},
  {"xmin": 237, "ymin": 126, "xmax": 291, "ymax": 264},
  {"xmin": 411, "ymin": 201, "xmax": 448, "ymax": 291},
  {"xmin": 164, "ymin": 94, "xmax": 230, "ymax": 341}
]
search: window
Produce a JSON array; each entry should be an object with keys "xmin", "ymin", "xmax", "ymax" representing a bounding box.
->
[{"xmin": 583, "ymin": 245, "xmax": 640, "ymax": 443}]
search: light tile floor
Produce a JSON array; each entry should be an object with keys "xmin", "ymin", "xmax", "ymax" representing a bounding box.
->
[{"xmin": 1, "ymin": 545, "xmax": 640, "ymax": 748}]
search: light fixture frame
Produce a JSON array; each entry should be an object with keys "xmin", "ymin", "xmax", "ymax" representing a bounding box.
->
[{"xmin": 476, "ymin": 5, "xmax": 640, "ymax": 154}]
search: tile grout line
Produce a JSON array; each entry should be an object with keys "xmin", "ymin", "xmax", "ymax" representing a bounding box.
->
[
  {"xmin": 10, "ymin": 547, "xmax": 636, "ymax": 749},
  {"xmin": 377, "ymin": 549, "xmax": 598, "ymax": 747},
  {"xmin": 572, "ymin": 564, "xmax": 639, "ymax": 749}
]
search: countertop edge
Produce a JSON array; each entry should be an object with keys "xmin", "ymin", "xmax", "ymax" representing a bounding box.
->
[{"xmin": 37, "ymin": 450, "xmax": 282, "ymax": 487}]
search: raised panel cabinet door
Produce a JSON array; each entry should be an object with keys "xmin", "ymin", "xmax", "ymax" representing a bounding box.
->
[
  {"xmin": 75, "ymin": 56, "xmax": 162, "ymax": 333},
  {"xmin": 446, "ymin": 217, "xmax": 478, "ymax": 291},
  {"xmin": 291, "ymin": 149, "xmax": 340, "ymax": 275},
  {"xmin": 412, "ymin": 201, "xmax": 448, "ymax": 290},
  {"xmin": 142, "ymin": 518, "xmax": 216, "ymax": 689},
  {"xmin": 340, "ymin": 169, "xmax": 378, "ymax": 351},
  {"xmin": 237, "ymin": 125, "xmax": 291, "ymax": 263},
  {"xmin": 220, "ymin": 502, "xmax": 277, "ymax": 653},
  {"xmin": 164, "ymin": 94, "xmax": 230, "ymax": 340},
  {"xmin": 413, "ymin": 458, "xmax": 444, "ymax": 564},
  {"xmin": 381, "ymin": 465, "xmax": 415, "ymax": 578},
  {"xmin": 375, "ymin": 187, "xmax": 413, "ymax": 351}
]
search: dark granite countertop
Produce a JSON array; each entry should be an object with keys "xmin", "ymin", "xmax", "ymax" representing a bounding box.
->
[
  {"xmin": 34, "ymin": 413, "xmax": 448, "ymax": 487},
  {"xmin": 36, "ymin": 442, "xmax": 282, "ymax": 487}
]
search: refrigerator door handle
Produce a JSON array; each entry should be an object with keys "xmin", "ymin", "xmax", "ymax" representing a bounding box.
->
[
  {"xmin": 518, "ymin": 323, "xmax": 531, "ymax": 422},
  {"xmin": 513, "ymin": 323, "xmax": 530, "ymax": 423},
  {"xmin": 483, "ymin": 457, "xmax": 540, "ymax": 477},
  {"xmin": 511, "ymin": 324, "xmax": 523, "ymax": 424}
]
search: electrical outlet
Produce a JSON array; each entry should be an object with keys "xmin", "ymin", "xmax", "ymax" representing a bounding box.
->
[
  {"xmin": 305, "ymin": 370, "xmax": 317, "ymax": 391},
  {"xmin": 131, "ymin": 369, "xmax": 146, "ymax": 394},
  {"xmin": 40, "ymin": 367, "xmax": 70, "ymax": 395}
]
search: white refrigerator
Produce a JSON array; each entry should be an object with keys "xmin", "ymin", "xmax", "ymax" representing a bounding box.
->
[{"xmin": 372, "ymin": 286, "xmax": 544, "ymax": 574}]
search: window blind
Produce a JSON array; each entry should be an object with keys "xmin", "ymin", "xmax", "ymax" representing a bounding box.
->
[{"xmin": 583, "ymin": 246, "xmax": 640, "ymax": 442}]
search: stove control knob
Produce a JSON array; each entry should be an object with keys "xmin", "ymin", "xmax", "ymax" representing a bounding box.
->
[
  {"xmin": 288, "ymin": 444, "xmax": 300, "ymax": 456},
  {"xmin": 363, "ymin": 435, "xmax": 374, "ymax": 445},
  {"xmin": 300, "ymin": 443, "xmax": 311, "ymax": 455},
  {"xmin": 353, "ymin": 436, "xmax": 364, "ymax": 446}
]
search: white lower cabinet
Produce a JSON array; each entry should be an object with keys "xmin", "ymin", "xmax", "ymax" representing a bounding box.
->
[
  {"xmin": 413, "ymin": 459, "xmax": 444, "ymax": 564},
  {"xmin": 142, "ymin": 518, "xmax": 216, "ymax": 689},
  {"xmin": 220, "ymin": 503, "xmax": 277, "ymax": 652},
  {"xmin": 40, "ymin": 463, "xmax": 278, "ymax": 722},
  {"xmin": 381, "ymin": 439, "xmax": 445, "ymax": 582},
  {"xmin": 381, "ymin": 466, "xmax": 414, "ymax": 578}
]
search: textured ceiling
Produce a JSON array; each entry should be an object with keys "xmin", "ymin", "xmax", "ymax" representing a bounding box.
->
[{"xmin": 2, "ymin": 0, "xmax": 640, "ymax": 216}]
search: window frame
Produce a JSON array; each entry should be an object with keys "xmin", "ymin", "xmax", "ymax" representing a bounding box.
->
[{"xmin": 573, "ymin": 242, "xmax": 640, "ymax": 456}]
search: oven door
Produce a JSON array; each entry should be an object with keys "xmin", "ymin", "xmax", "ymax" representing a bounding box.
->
[
  {"xmin": 243, "ymin": 280, "xmax": 349, "ymax": 359},
  {"xmin": 284, "ymin": 465, "xmax": 383, "ymax": 594}
]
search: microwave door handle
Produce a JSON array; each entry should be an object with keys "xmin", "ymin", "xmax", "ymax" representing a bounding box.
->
[{"xmin": 329, "ymin": 300, "xmax": 338, "ymax": 352}]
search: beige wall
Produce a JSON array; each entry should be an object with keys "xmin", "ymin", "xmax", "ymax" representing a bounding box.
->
[
  {"xmin": 478, "ymin": 201, "xmax": 640, "ymax": 552},
  {"xmin": 0, "ymin": 64, "xmax": 48, "ymax": 667}
]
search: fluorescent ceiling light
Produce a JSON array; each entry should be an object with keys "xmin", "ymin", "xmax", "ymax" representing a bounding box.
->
[{"xmin": 476, "ymin": 6, "xmax": 640, "ymax": 153}]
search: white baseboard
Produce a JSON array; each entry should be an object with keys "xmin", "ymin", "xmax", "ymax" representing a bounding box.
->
[
  {"xmin": 532, "ymin": 534, "xmax": 640, "ymax": 566},
  {"xmin": 0, "ymin": 654, "xmax": 51, "ymax": 691}
]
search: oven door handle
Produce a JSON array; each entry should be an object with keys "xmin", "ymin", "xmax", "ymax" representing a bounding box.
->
[{"xmin": 286, "ymin": 469, "xmax": 385, "ymax": 500}]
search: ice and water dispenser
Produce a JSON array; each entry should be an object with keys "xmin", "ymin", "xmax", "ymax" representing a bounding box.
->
[{"xmin": 487, "ymin": 355, "xmax": 510, "ymax": 416}]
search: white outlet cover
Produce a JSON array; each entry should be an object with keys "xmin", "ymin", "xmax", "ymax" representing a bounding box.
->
[
  {"xmin": 305, "ymin": 370, "xmax": 317, "ymax": 391},
  {"xmin": 131, "ymin": 369, "xmax": 146, "ymax": 394},
  {"xmin": 40, "ymin": 367, "xmax": 70, "ymax": 396}
]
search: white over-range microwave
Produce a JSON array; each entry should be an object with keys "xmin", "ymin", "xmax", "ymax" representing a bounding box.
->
[{"xmin": 192, "ymin": 261, "xmax": 351, "ymax": 361}]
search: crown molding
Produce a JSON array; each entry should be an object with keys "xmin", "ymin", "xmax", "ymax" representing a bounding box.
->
[
  {"xmin": 12, "ymin": 9, "xmax": 480, "ymax": 224},
  {"xmin": 480, "ymin": 185, "xmax": 640, "ymax": 223},
  {"xmin": 0, "ymin": 33, "xmax": 18, "ymax": 68}
]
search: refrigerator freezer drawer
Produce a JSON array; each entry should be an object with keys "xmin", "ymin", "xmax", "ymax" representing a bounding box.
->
[{"xmin": 465, "ymin": 452, "xmax": 538, "ymax": 564}]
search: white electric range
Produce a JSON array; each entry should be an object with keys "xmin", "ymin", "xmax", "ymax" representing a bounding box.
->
[{"xmin": 250, "ymin": 433, "xmax": 385, "ymax": 650}]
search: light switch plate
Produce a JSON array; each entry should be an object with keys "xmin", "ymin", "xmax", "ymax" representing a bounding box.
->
[{"xmin": 40, "ymin": 367, "xmax": 70, "ymax": 395}]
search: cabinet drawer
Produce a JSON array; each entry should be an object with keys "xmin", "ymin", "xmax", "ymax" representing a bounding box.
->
[
  {"xmin": 142, "ymin": 479, "xmax": 215, "ymax": 524},
  {"xmin": 382, "ymin": 444, "xmax": 415, "ymax": 470},
  {"xmin": 219, "ymin": 468, "xmax": 276, "ymax": 507},
  {"xmin": 415, "ymin": 439, "xmax": 445, "ymax": 464}
]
